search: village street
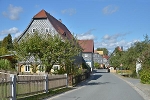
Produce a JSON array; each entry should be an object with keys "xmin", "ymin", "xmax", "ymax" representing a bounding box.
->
[{"xmin": 46, "ymin": 69, "xmax": 146, "ymax": 100}]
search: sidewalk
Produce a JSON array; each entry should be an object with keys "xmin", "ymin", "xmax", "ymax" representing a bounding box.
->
[{"xmin": 114, "ymin": 73, "xmax": 150, "ymax": 100}]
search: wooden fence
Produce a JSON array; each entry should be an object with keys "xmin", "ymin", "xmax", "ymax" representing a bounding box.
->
[
  {"xmin": 0, "ymin": 72, "xmax": 67, "ymax": 100},
  {"xmin": 0, "ymin": 71, "xmax": 91, "ymax": 100},
  {"xmin": 0, "ymin": 72, "xmax": 12, "ymax": 100},
  {"xmin": 68, "ymin": 72, "xmax": 90, "ymax": 86}
]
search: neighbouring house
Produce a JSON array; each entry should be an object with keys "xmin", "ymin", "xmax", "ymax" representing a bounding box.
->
[
  {"xmin": 96, "ymin": 51, "xmax": 103, "ymax": 56},
  {"xmin": 78, "ymin": 40, "xmax": 94, "ymax": 71},
  {"xmin": 93, "ymin": 50, "xmax": 103, "ymax": 68},
  {"xmin": 103, "ymin": 55, "xmax": 109, "ymax": 68},
  {"xmin": 16, "ymin": 9, "xmax": 82, "ymax": 74}
]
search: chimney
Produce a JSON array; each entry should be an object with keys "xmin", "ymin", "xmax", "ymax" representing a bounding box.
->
[{"xmin": 58, "ymin": 19, "xmax": 62, "ymax": 23}]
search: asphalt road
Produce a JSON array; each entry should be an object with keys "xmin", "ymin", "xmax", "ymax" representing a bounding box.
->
[{"xmin": 46, "ymin": 69, "xmax": 144, "ymax": 100}]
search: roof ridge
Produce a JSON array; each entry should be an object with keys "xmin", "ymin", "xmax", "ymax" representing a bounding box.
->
[{"xmin": 33, "ymin": 9, "xmax": 48, "ymax": 18}]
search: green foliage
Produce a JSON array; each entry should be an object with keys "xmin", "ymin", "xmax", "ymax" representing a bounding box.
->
[
  {"xmin": 0, "ymin": 41, "xmax": 2, "ymax": 47},
  {"xmin": 0, "ymin": 59, "xmax": 12, "ymax": 70},
  {"xmin": 139, "ymin": 69, "xmax": 150, "ymax": 84},
  {"xmin": 82, "ymin": 62, "xmax": 91, "ymax": 71},
  {"xmin": 14, "ymin": 32, "xmax": 81, "ymax": 74},
  {"xmin": 1, "ymin": 34, "xmax": 14, "ymax": 50},
  {"xmin": 109, "ymin": 47, "xmax": 124, "ymax": 68},
  {"xmin": 97, "ymin": 48, "xmax": 108, "ymax": 55},
  {"xmin": 109, "ymin": 34, "xmax": 150, "ymax": 82},
  {"xmin": 94, "ymin": 62, "xmax": 100, "ymax": 69},
  {"xmin": 0, "ymin": 47, "xmax": 8, "ymax": 56},
  {"xmin": 0, "ymin": 34, "xmax": 14, "ymax": 56},
  {"xmin": 17, "ymin": 87, "xmax": 73, "ymax": 100}
]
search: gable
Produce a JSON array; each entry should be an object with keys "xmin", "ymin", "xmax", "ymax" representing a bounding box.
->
[{"xmin": 17, "ymin": 9, "xmax": 73, "ymax": 42}]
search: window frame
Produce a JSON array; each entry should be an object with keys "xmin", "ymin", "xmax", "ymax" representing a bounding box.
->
[
  {"xmin": 32, "ymin": 28, "xmax": 36, "ymax": 33},
  {"xmin": 25, "ymin": 64, "xmax": 30, "ymax": 72},
  {"xmin": 45, "ymin": 28, "xmax": 49, "ymax": 33}
]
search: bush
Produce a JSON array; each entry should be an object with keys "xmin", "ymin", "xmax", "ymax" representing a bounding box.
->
[
  {"xmin": 0, "ymin": 59, "xmax": 12, "ymax": 70},
  {"xmin": 139, "ymin": 69, "xmax": 150, "ymax": 84}
]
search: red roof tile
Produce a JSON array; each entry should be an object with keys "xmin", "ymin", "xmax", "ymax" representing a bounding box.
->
[
  {"xmin": 33, "ymin": 9, "xmax": 47, "ymax": 18},
  {"xmin": 78, "ymin": 40, "xmax": 94, "ymax": 53}
]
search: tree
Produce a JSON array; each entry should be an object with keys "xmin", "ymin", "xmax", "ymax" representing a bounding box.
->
[
  {"xmin": 96, "ymin": 48, "xmax": 108, "ymax": 55},
  {"xmin": 2, "ymin": 34, "xmax": 14, "ymax": 50},
  {"xmin": 109, "ymin": 47, "xmax": 124, "ymax": 69},
  {"xmin": 0, "ymin": 47, "xmax": 8, "ymax": 56},
  {"xmin": 14, "ymin": 32, "xmax": 81, "ymax": 74},
  {"xmin": 0, "ymin": 41, "xmax": 2, "ymax": 47}
]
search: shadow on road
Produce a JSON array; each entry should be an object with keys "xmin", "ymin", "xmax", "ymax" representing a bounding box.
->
[
  {"xmin": 76, "ymin": 69, "xmax": 111, "ymax": 87},
  {"xmin": 91, "ymin": 74, "xmax": 102, "ymax": 80},
  {"xmin": 86, "ymin": 82, "xmax": 110, "ymax": 86}
]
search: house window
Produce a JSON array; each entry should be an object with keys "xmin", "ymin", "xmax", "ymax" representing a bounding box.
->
[
  {"xmin": 32, "ymin": 28, "xmax": 36, "ymax": 33},
  {"xmin": 25, "ymin": 65, "xmax": 30, "ymax": 72},
  {"xmin": 63, "ymin": 32, "xmax": 66, "ymax": 36},
  {"xmin": 45, "ymin": 28, "xmax": 49, "ymax": 33}
]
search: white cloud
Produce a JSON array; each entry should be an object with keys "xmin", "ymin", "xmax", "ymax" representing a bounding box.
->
[
  {"xmin": 0, "ymin": 27, "xmax": 22, "ymax": 40},
  {"xmin": 102, "ymin": 5, "xmax": 118, "ymax": 15},
  {"xmin": 2, "ymin": 4, "xmax": 23, "ymax": 20},
  {"xmin": 61, "ymin": 8, "xmax": 76, "ymax": 16},
  {"xmin": 95, "ymin": 33, "xmax": 138, "ymax": 52},
  {"xmin": 0, "ymin": 27, "xmax": 19, "ymax": 35},
  {"xmin": 77, "ymin": 29, "xmax": 95, "ymax": 40}
]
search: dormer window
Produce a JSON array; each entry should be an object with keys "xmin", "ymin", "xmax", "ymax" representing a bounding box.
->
[
  {"xmin": 45, "ymin": 28, "xmax": 49, "ymax": 33},
  {"xmin": 63, "ymin": 32, "xmax": 66, "ymax": 36}
]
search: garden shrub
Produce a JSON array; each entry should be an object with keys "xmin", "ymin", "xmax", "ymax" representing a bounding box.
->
[
  {"xmin": 139, "ymin": 69, "xmax": 150, "ymax": 84},
  {"xmin": 0, "ymin": 59, "xmax": 11, "ymax": 70}
]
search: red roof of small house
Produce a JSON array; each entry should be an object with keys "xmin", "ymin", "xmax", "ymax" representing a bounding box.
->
[
  {"xmin": 17, "ymin": 9, "xmax": 73, "ymax": 41},
  {"xmin": 94, "ymin": 50, "xmax": 98, "ymax": 53},
  {"xmin": 117, "ymin": 46, "xmax": 123, "ymax": 51},
  {"xmin": 78, "ymin": 40, "xmax": 94, "ymax": 53},
  {"xmin": 103, "ymin": 55, "xmax": 109, "ymax": 60}
]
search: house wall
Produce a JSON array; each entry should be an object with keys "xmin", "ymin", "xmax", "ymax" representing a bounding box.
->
[
  {"xmin": 93, "ymin": 53, "xmax": 103, "ymax": 64},
  {"xmin": 21, "ymin": 19, "xmax": 58, "ymax": 40},
  {"xmin": 20, "ymin": 65, "xmax": 32, "ymax": 73},
  {"xmin": 20, "ymin": 64, "xmax": 45, "ymax": 74},
  {"xmin": 82, "ymin": 52, "xmax": 93, "ymax": 71}
]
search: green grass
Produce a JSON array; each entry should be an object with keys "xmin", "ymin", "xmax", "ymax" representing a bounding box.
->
[{"xmin": 17, "ymin": 87, "xmax": 74, "ymax": 100}]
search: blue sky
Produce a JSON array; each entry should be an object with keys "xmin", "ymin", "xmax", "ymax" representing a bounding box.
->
[{"xmin": 0, "ymin": 0, "xmax": 150, "ymax": 52}]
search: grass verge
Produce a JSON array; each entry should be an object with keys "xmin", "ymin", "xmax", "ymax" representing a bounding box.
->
[{"xmin": 17, "ymin": 87, "xmax": 74, "ymax": 100}]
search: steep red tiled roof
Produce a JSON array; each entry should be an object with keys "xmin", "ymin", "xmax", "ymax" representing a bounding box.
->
[
  {"xmin": 78, "ymin": 40, "xmax": 94, "ymax": 53},
  {"xmin": 34, "ymin": 9, "xmax": 47, "ymax": 18},
  {"xmin": 33, "ymin": 9, "xmax": 73, "ymax": 40}
]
